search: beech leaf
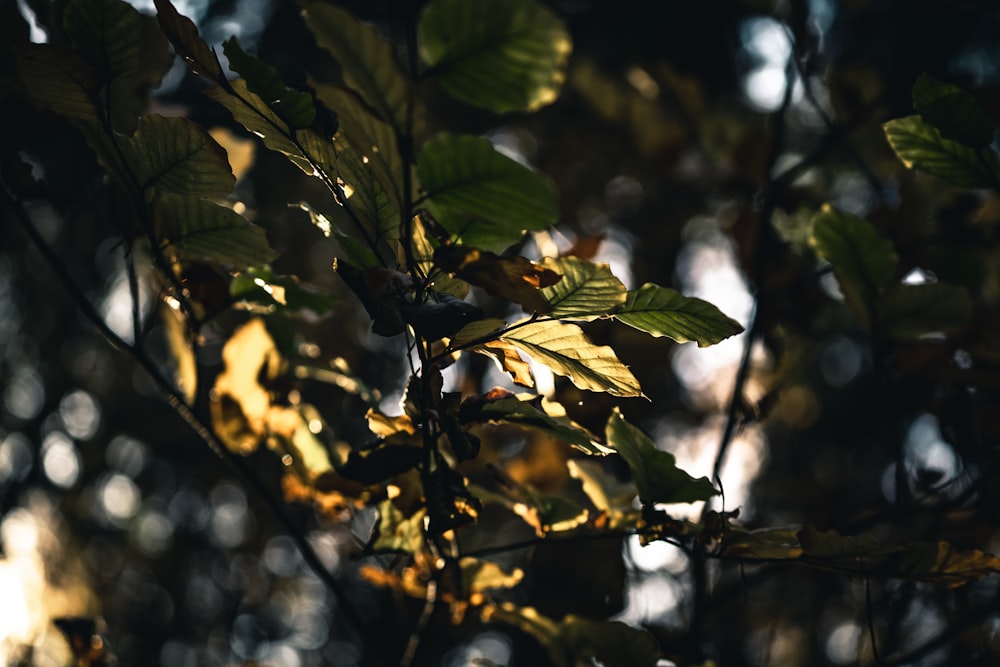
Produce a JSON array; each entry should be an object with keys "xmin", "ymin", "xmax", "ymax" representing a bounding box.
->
[
  {"xmin": 614, "ymin": 283, "xmax": 743, "ymax": 346},
  {"xmin": 501, "ymin": 320, "xmax": 642, "ymax": 397}
]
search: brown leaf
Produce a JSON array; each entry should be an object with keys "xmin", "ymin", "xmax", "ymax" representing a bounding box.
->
[{"xmin": 435, "ymin": 245, "xmax": 560, "ymax": 313}]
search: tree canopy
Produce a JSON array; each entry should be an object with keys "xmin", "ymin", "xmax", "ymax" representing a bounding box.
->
[{"xmin": 2, "ymin": 0, "xmax": 1000, "ymax": 665}]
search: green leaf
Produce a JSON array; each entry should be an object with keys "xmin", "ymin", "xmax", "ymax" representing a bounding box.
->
[
  {"xmin": 883, "ymin": 115, "xmax": 999, "ymax": 188},
  {"xmin": 539, "ymin": 256, "xmax": 626, "ymax": 319},
  {"xmin": 878, "ymin": 282, "xmax": 974, "ymax": 339},
  {"xmin": 63, "ymin": 0, "xmax": 140, "ymax": 81},
  {"xmin": 567, "ymin": 459, "xmax": 638, "ymax": 529},
  {"xmin": 798, "ymin": 526, "xmax": 902, "ymax": 561},
  {"xmin": 15, "ymin": 44, "xmax": 99, "ymax": 121},
  {"xmin": 811, "ymin": 204, "xmax": 897, "ymax": 288},
  {"xmin": 912, "ymin": 73, "xmax": 993, "ymax": 149},
  {"xmin": 469, "ymin": 480, "xmax": 588, "ymax": 537},
  {"xmin": 292, "ymin": 201, "xmax": 380, "ymax": 269},
  {"xmin": 896, "ymin": 541, "xmax": 1000, "ymax": 587},
  {"xmin": 154, "ymin": 0, "xmax": 225, "ymax": 81},
  {"xmin": 122, "ymin": 114, "xmax": 235, "ymax": 196},
  {"xmin": 613, "ymin": 283, "xmax": 744, "ymax": 347},
  {"xmin": 418, "ymin": 0, "xmax": 572, "ymax": 113},
  {"xmin": 434, "ymin": 245, "xmax": 560, "ymax": 314},
  {"xmin": 810, "ymin": 204, "xmax": 898, "ymax": 327},
  {"xmin": 105, "ymin": 14, "xmax": 173, "ymax": 136},
  {"xmin": 230, "ymin": 266, "xmax": 335, "ymax": 315},
  {"xmin": 333, "ymin": 140, "xmax": 399, "ymax": 241},
  {"xmin": 721, "ymin": 527, "xmax": 804, "ymax": 559},
  {"xmin": 301, "ymin": 2, "xmax": 410, "ymax": 132},
  {"xmin": 502, "ymin": 320, "xmax": 642, "ymax": 397},
  {"xmin": 222, "ymin": 37, "xmax": 316, "ymax": 129},
  {"xmin": 417, "ymin": 133, "xmax": 558, "ymax": 251},
  {"xmin": 312, "ymin": 82, "xmax": 403, "ymax": 209},
  {"xmin": 464, "ymin": 394, "xmax": 607, "ymax": 455},
  {"xmin": 158, "ymin": 193, "xmax": 275, "ymax": 269},
  {"xmin": 605, "ymin": 408, "xmax": 716, "ymax": 504},
  {"xmin": 371, "ymin": 499, "xmax": 425, "ymax": 554},
  {"xmin": 205, "ymin": 79, "xmax": 338, "ymax": 179},
  {"xmin": 410, "ymin": 216, "xmax": 468, "ymax": 297}
]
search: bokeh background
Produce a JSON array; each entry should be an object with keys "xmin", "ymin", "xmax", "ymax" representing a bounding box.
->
[{"xmin": 3, "ymin": 0, "xmax": 1000, "ymax": 665}]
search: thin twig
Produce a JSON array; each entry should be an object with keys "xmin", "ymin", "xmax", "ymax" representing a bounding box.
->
[{"xmin": 399, "ymin": 578, "xmax": 437, "ymax": 667}]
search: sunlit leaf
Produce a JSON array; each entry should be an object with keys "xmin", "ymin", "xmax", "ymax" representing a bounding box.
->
[
  {"xmin": 502, "ymin": 320, "xmax": 642, "ymax": 397},
  {"xmin": 161, "ymin": 301, "xmax": 196, "ymax": 405},
  {"xmin": 205, "ymin": 79, "xmax": 338, "ymax": 179},
  {"xmin": 209, "ymin": 127, "xmax": 256, "ymax": 181},
  {"xmin": 334, "ymin": 141, "xmax": 399, "ymax": 241},
  {"xmin": 293, "ymin": 201, "xmax": 380, "ymax": 269},
  {"xmin": 15, "ymin": 44, "xmax": 99, "ymax": 121},
  {"xmin": 158, "ymin": 193, "xmax": 275, "ymax": 269},
  {"xmin": 613, "ymin": 283, "xmax": 743, "ymax": 347},
  {"xmin": 312, "ymin": 82, "xmax": 403, "ymax": 209},
  {"xmin": 897, "ymin": 541, "xmax": 1000, "ymax": 587},
  {"xmin": 912, "ymin": 73, "xmax": 993, "ymax": 149},
  {"xmin": 418, "ymin": 0, "xmax": 572, "ymax": 113},
  {"xmin": 878, "ymin": 282, "xmax": 974, "ymax": 339},
  {"xmin": 435, "ymin": 245, "xmax": 560, "ymax": 314},
  {"xmin": 371, "ymin": 499, "xmax": 425, "ymax": 554},
  {"xmin": 266, "ymin": 404, "xmax": 335, "ymax": 479},
  {"xmin": 463, "ymin": 394, "xmax": 605, "ymax": 455},
  {"xmin": 154, "ymin": 0, "xmax": 225, "ymax": 81},
  {"xmin": 410, "ymin": 215, "xmax": 468, "ymax": 297},
  {"xmin": 63, "ymin": 0, "xmax": 140, "ymax": 81},
  {"xmin": 459, "ymin": 557, "xmax": 524, "ymax": 593},
  {"xmin": 470, "ymin": 480, "xmax": 588, "ymax": 537},
  {"xmin": 451, "ymin": 318, "xmax": 507, "ymax": 348},
  {"xmin": 230, "ymin": 266, "xmax": 334, "ymax": 315},
  {"xmin": 811, "ymin": 204, "xmax": 897, "ymax": 327},
  {"xmin": 121, "ymin": 114, "xmax": 235, "ymax": 196},
  {"xmin": 605, "ymin": 408, "xmax": 716, "ymax": 504},
  {"xmin": 222, "ymin": 37, "xmax": 316, "ymax": 129},
  {"xmin": 539, "ymin": 256, "xmax": 626, "ymax": 320},
  {"xmin": 302, "ymin": 2, "xmax": 411, "ymax": 132},
  {"xmin": 211, "ymin": 318, "xmax": 282, "ymax": 453},
  {"xmin": 567, "ymin": 459, "xmax": 638, "ymax": 529},
  {"xmin": 417, "ymin": 133, "xmax": 558, "ymax": 251},
  {"xmin": 883, "ymin": 115, "xmax": 999, "ymax": 188}
]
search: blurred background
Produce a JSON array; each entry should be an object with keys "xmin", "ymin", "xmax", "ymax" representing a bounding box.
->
[{"xmin": 3, "ymin": 0, "xmax": 1000, "ymax": 665}]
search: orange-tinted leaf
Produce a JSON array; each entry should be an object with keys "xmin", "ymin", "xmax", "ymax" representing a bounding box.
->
[{"xmin": 435, "ymin": 245, "xmax": 560, "ymax": 314}]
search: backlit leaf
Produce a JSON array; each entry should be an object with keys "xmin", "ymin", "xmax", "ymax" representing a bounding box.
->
[
  {"xmin": 154, "ymin": 0, "xmax": 225, "ymax": 81},
  {"xmin": 211, "ymin": 319, "xmax": 282, "ymax": 453},
  {"xmin": 567, "ymin": 459, "xmax": 638, "ymax": 529},
  {"xmin": 206, "ymin": 79, "xmax": 338, "ymax": 179},
  {"xmin": 417, "ymin": 133, "xmax": 558, "ymax": 251},
  {"xmin": 435, "ymin": 245, "xmax": 560, "ymax": 314},
  {"xmin": 312, "ymin": 82, "xmax": 403, "ymax": 209},
  {"xmin": 613, "ymin": 283, "xmax": 743, "ymax": 347},
  {"xmin": 912, "ymin": 73, "xmax": 993, "ymax": 149},
  {"xmin": 460, "ymin": 558, "xmax": 524, "ymax": 593},
  {"xmin": 222, "ymin": 37, "xmax": 316, "ymax": 129},
  {"xmin": 15, "ymin": 44, "xmax": 99, "ymax": 121},
  {"xmin": 230, "ymin": 266, "xmax": 334, "ymax": 315},
  {"xmin": 334, "ymin": 141, "xmax": 399, "ymax": 241},
  {"xmin": 410, "ymin": 216, "xmax": 468, "ymax": 297},
  {"xmin": 502, "ymin": 320, "xmax": 642, "ymax": 397},
  {"xmin": 293, "ymin": 201, "xmax": 380, "ymax": 269},
  {"xmin": 161, "ymin": 301, "xmax": 196, "ymax": 405},
  {"xmin": 883, "ymin": 115, "xmax": 999, "ymax": 188},
  {"xmin": 798, "ymin": 526, "xmax": 902, "ymax": 561},
  {"xmin": 897, "ymin": 541, "xmax": 1000, "ymax": 587},
  {"xmin": 605, "ymin": 408, "xmax": 716, "ymax": 504},
  {"xmin": 372, "ymin": 499, "xmax": 425, "ymax": 554},
  {"xmin": 721, "ymin": 527, "xmax": 804, "ymax": 560},
  {"xmin": 539, "ymin": 256, "xmax": 626, "ymax": 320},
  {"xmin": 63, "ymin": 0, "xmax": 140, "ymax": 81},
  {"xmin": 418, "ymin": 0, "xmax": 572, "ymax": 113},
  {"xmin": 878, "ymin": 282, "xmax": 974, "ymax": 339},
  {"xmin": 124, "ymin": 114, "xmax": 235, "ymax": 196},
  {"xmin": 301, "ymin": 2, "xmax": 410, "ymax": 132},
  {"xmin": 158, "ymin": 192, "xmax": 275, "ymax": 269},
  {"xmin": 105, "ymin": 14, "xmax": 173, "ymax": 136},
  {"xmin": 464, "ymin": 394, "xmax": 605, "ymax": 455},
  {"xmin": 811, "ymin": 204, "xmax": 897, "ymax": 327}
]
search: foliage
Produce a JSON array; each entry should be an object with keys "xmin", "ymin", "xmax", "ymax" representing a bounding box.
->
[{"xmin": 4, "ymin": 1, "xmax": 1000, "ymax": 666}]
